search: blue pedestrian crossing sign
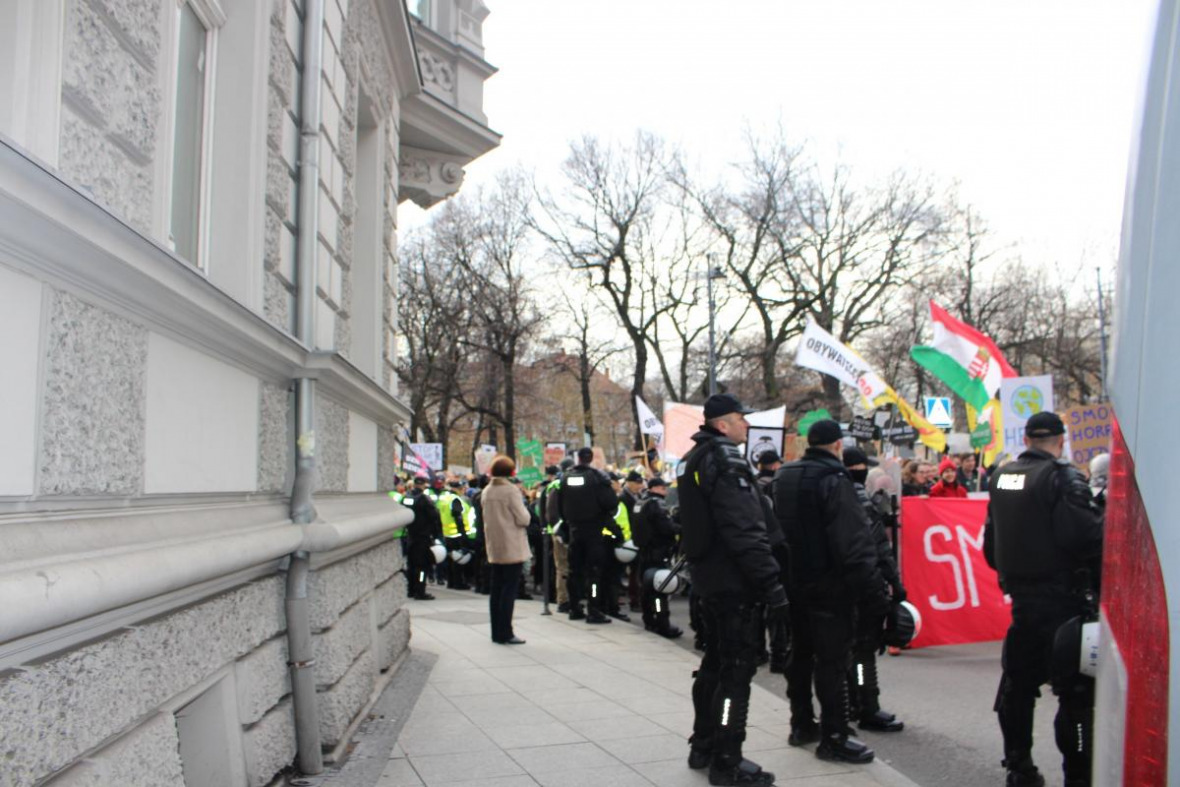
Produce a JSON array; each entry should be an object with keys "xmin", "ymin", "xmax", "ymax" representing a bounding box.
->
[{"xmin": 924, "ymin": 396, "xmax": 953, "ymax": 428}]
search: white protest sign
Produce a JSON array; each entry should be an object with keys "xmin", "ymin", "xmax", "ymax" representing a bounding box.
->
[{"xmin": 999, "ymin": 375, "xmax": 1055, "ymax": 455}]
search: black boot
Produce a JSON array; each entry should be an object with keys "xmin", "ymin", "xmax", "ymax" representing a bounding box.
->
[
  {"xmin": 657, "ymin": 625, "xmax": 684, "ymax": 639},
  {"xmin": 787, "ymin": 721, "xmax": 820, "ymax": 747},
  {"xmin": 815, "ymin": 733, "xmax": 874, "ymax": 764},
  {"xmin": 708, "ymin": 758, "xmax": 775, "ymax": 786},
  {"xmin": 858, "ymin": 709, "xmax": 904, "ymax": 732},
  {"xmin": 1002, "ymin": 755, "xmax": 1045, "ymax": 787}
]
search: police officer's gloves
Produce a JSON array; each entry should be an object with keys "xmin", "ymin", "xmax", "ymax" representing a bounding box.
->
[{"xmin": 765, "ymin": 585, "xmax": 790, "ymax": 624}]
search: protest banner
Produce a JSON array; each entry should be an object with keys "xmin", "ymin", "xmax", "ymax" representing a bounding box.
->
[
  {"xmin": 515, "ymin": 439, "xmax": 545, "ymax": 486},
  {"xmin": 544, "ymin": 443, "xmax": 566, "ymax": 468},
  {"xmin": 663, "ymin": 402, "xmax": 704, "ymax": 461},
  {"xmin": 900, "ymin": 497, "xmax": 1010, "ymax": 648},
  {"xmin": 474, "ymin": 444, "xmax": 497, "ymax": 475},
  {"xmin": 999, "ymin": 375, "xmax": 1055, "ymax": 455},
  {"xmin": 410, "ymin": 443, "xmax": 443, "ymax": 474},
  {"xmin": 1063, "ymin": 402, "xmax": 1113, "ymax": 464}
]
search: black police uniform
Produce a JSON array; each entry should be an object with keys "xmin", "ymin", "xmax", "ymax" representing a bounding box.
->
[
  {"xmin": 679, "ymin": 425, "xmax": 786, "ymax": 785},
  {"xmin": 756, "ymin": 469, "xmax": 791, "ymax": 672},
  {"xmin": 559, "ymin": 462, "xmax": 620, "ymax": 622},
  {"xmin": 773, "ymin": 447, "xmax": 887, "ymax": 762},
  {"xmin": 635, "ymin": 487, "xmax": 682, "ymax": 637},
  {"xmin": 406, "ymin": 488, "xmax": 442, "ymax": 600},
  {"xmin": 847, "ymin": 478, "xmax": 905, "ymax": 731},
  {"xmin": 983, "ymin": 447, "xmax": 1103, "ymax": 787}
]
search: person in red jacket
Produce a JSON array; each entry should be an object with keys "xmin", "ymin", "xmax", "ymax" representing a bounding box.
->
[{"xmin": 928, "ymin": 457, "xmax": 968, "ymax": 498}]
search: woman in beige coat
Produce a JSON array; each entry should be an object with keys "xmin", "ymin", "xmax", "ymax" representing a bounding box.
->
[{"xmin": 482, "ymin": 456, "xmax": 532, "ymax": 644}]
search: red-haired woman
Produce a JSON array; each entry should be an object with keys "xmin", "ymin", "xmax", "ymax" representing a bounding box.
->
[{"xmin": 481, "ymin": 455, "xmax": 532, "ymax": 644}]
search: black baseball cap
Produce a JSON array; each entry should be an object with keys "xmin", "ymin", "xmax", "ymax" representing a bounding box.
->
[
  {"xmin": 647, "ymin": 477, "xmax": 668, "ymax": 489},
  {"xmin": 625, "ymin": 470, "xmax": 645, "ymax": 483},
  {"xmin": 756, "ymin": 449, "xmax": 781, "ymax": 466},
  {"xmin": 807, "ymin": 418, "xmax": 844, "ymax": 446},
  {"xmin": 1025, "ymin": 411, "xmax": 1065, "ymax": 438},
  {"xmin": 412, "ymin": 476, "xmax": 428, "ymax": 485},
  {"xmin": 842, "ymin": 446, "xmax": 879, "ymax": 467},
  {"xmin": 704, "ymin": 393, "xmax": 756, "ymax": 419}
]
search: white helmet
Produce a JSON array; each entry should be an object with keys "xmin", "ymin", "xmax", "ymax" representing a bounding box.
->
[
  {"xmin": 651, "ymin": 567, "xmax": 683, "ymax": 595},
  {"xmin": 614, "ymin": 540, "xmax": 639, "ymax": 563},
  {"xmin": 429, "ymin": 541, "xmax": 447, "ymax": 564},
  {"xmin": 450, "ymin": 549, "xmax": 473, "ymax": 565}
]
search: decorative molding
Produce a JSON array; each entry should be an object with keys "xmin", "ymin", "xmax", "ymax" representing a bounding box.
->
[
  {"xmin": 418, "ymin": 51, "xmax": 456, "ymax": 96},
  {"xmin": 396, "ymin": 144, "xmax": 467, "ymax": 208},
  {"xmin": 0, "ymin": 497, "xmax": 411, "ymax": 653}
]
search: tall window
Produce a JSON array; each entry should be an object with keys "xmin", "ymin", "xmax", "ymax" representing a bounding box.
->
[{"xmin": 169, "ymin": 1, "xmax": 216, "ymax": 266}]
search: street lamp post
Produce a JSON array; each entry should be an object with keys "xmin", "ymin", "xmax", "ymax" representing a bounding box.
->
[{"xmin": 706, "ymin": 255, "xmax": 724, "ymax": 396}]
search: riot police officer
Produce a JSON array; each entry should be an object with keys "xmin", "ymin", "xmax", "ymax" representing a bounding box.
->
[
  {"xmin": 635, "ymin": 477, "xmax": 683, "ymax": 638},
  {"xmin": 983, "ymin": 411, "xmax": 1103, "ymax": 787},
  {"xmin": 842, "ymin": 446, "xmax": 906, "ymax": 733},
  {"xmin": 772, "ymin": 419, "xmax": 888, "ymax": 765},
  {"xmin": 680, "ymin": 394, "xmax": 786, "ymax": 787},
  {"xmin": 405, "ymin": 476, "xmax": 442, "ymax": 601},
  {"xmin": 559, "ymin": 447, "xmax": 621, "ymax": 624}
]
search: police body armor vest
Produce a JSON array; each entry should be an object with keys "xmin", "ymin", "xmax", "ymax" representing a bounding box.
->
[
  {"xmin": 988, "ymin": 455, "xmax": 1072, "ymax": 584},
  {"xmin": 560, "ymin": 467, "xmax": 605, "ymax": 530},
  {"xmin": 775, "ymin": 459, "xmax": 846, "ymax": 587},
  {"xmin": 676, "ymin": 436, "xmax": 753, "ymax": 560}
]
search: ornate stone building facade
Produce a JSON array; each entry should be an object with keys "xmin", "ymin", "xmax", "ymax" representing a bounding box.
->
[{"xmin": 0, "ymin": 1, "xmax": 497, "ymax": 784}]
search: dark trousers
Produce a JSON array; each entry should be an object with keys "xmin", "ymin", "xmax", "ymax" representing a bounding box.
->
[
  {"xmin": 640, "ymin": 551, "xmax": 674, "ymax": 631},
  {"xmin": 996, "ymin": 591, "xmax": 1093, "ymax": 784},
  {"xmin": 406, "ymin": 537, "xmax": 433, "ymax": 598},
  {"xmin": 445, "ymin": 537, "xmax": 468, "ymax": 589},
  {"xmin": 786, "ymin": 600, "xmax": 855, "ymax": 736},
  {"xmin": 849, "ymin": 605, "xmax": 887, "ymax": 718},
  {"xmin": 690, "ymin": 596, "xmax": 762, "ymax": 768},
  {"xmin": 489, "ymin": 562, "xmax": 523, "ymax": 642},
  {"xmin": 568, "ymin": 530, "xmax": 607, "ymax": 615}
]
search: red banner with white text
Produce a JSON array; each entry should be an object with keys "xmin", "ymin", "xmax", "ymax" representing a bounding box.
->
[{"xmin": 900, "ymin": 498, "xmax": 1011, "ymax": 648}]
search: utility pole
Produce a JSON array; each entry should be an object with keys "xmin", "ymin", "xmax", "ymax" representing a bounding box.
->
[{"xmin": 706, "ymin": 254, "xmax": 724, "ymax": 396}]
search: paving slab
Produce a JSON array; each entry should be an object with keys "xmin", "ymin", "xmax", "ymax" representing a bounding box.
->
[{"xmin": 364, "ymin": 590, "xmax": 919, "ymax": 787}]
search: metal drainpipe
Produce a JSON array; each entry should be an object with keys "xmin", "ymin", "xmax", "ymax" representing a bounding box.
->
[{"xmin": 287, "ymin": 0, "xmax": 326, "ymax": 776}]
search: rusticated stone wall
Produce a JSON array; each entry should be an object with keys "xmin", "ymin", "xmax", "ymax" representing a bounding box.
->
[{"xmin": 58, "ymin": 0, "xmax": 160, "ymax": 233}]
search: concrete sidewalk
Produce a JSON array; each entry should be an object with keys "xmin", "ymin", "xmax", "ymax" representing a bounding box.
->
[{"xmin": 374, "ymin": 589, "xmax": 919, "ymax": 787}]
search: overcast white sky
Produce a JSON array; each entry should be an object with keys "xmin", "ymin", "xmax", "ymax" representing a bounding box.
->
[{"xmin": 405, "ymin": 0, "xmax": 1159, "ymax": 276}]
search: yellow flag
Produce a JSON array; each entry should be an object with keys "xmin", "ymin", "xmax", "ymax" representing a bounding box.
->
[{"xmin": 980, "ymin": 398, "xmax": 1004, "ymax": 467}]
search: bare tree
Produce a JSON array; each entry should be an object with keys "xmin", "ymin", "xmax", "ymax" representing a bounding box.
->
[
  {"xmin": 396, "ymin": 233, "xmax": 472, "ymax": 451},
  {"xmin": 670, "ymin": 131, "xmax": 813, "ymax": 403},
  {"xmin": 533, "ymin": 132, "xmax": 679, "ymax": 447},
  {"xmin": 440, "ymin": 172, "xmax": 546, "ymax": 460}
]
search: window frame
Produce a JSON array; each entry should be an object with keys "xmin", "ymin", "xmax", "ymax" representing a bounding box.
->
[{"xmin": 160, "ymin": 0, "xmax": 226, "ymax": 272}]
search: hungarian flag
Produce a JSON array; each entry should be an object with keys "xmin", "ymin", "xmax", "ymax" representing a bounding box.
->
[{"xmin": 910, "ymin": 301, "xmax": 1016, "ymax": 410}]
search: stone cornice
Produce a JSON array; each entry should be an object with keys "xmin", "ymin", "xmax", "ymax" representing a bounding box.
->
[
  {"xmin": 400, "ymin": 91, "xmax": 501, "ymax": 160},
  {"xmin": 0, "ymin": 498, "xmax": 412, "ymax": 654}
]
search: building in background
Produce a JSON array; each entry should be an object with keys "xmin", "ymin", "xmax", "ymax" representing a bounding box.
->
[{"xmin": 0, "ymin": 1, "xmax": 497, "ymax": 785}]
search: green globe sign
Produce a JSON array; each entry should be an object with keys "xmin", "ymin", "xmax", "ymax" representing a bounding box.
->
[{"xmin": 1010, "ymin": 385, "xmax": 1045, "ymax": 418}]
